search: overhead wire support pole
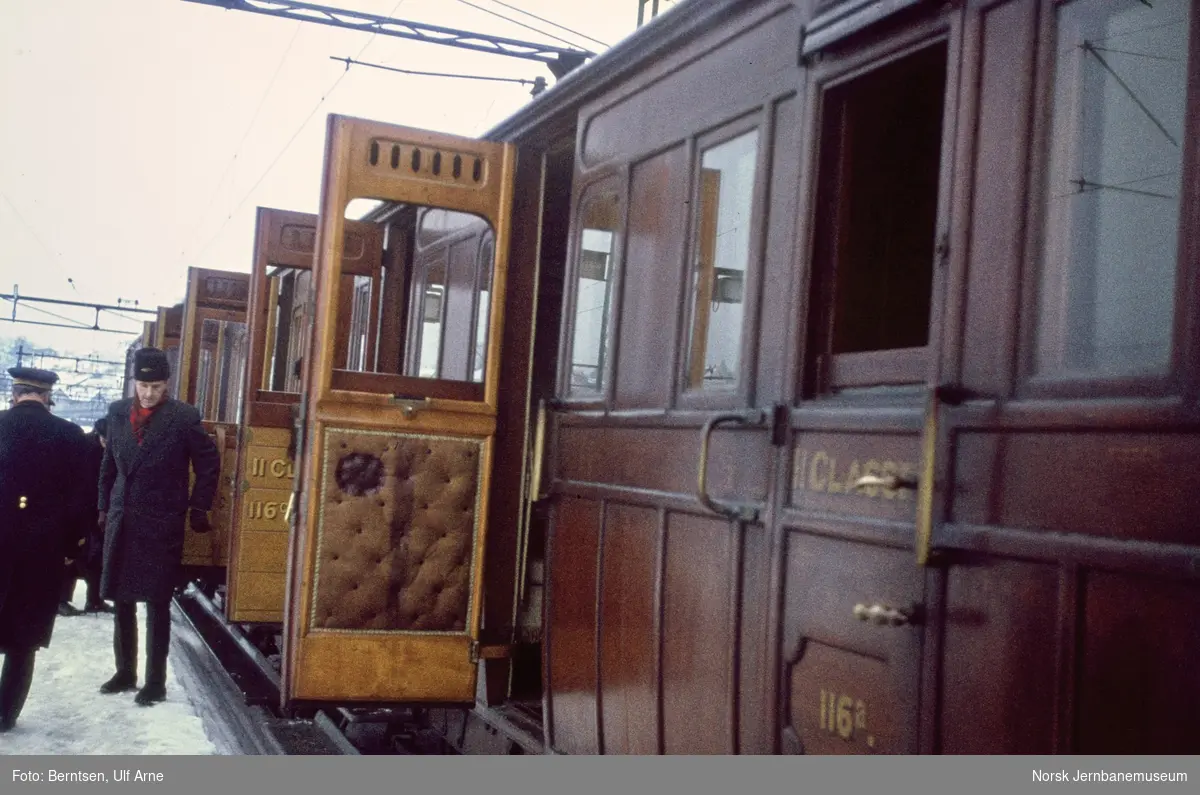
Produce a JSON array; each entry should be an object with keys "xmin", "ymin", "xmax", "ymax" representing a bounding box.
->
[{"xmin": 179, "ymin": 0, "xmax": 594, "ymax": 78}]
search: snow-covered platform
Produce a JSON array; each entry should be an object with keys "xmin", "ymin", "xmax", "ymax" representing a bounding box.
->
[
  {"xmin": 2, "ymin": 583, "xmax": 222, "ymax": 754},
  {"xmin": 3, "ymin": 583, "xmax": 360, "ymax": 756}
]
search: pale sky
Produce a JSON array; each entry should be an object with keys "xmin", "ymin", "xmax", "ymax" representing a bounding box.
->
[{"xmin": 0, "ymin": 0, "xmax": 645, "ymax": 365}]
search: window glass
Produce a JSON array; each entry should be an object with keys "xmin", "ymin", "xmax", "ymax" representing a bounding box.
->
[
  {"xmin": 568, "ymin": 191, "xmax": 620, "ymax": 394},
  {"xmin": 684, "ymin": 130, "xmax": 758, "ymax": 390},
  {"xmin": 1035, "ymin": 0, "xmax": 1190, "ymax": 378}
]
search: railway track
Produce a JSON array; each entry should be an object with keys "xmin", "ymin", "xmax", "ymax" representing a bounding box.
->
[{"xmin": 170, "ymin": 584, "xmax": 456, "ymax": 756}]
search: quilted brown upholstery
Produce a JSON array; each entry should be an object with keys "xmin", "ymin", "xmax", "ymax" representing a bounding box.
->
[{"xmin": 312, "ymin": 428, "xmax": 483, "ymax": 633}]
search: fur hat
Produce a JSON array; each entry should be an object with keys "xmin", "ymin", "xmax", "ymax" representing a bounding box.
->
[{"xmin": 133, "ymin": 347, "xmax": 171, "ymax": 383}]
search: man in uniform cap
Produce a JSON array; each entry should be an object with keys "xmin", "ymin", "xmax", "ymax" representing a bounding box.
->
[
  {"xmin": 97, "ymin": 347, "xmax": 220, "ymax": 706},
  {"xmin": 0, "ymin": 366, "xmax": 90, "ymax": 731}
]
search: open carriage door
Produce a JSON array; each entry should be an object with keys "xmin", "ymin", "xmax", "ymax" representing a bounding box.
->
[
  {"xmin": 227, "ymin": 207, "xmax": 383, "ymax": 624},
  {"xmin": 283, "ymin": 115, "xmax": 516, "ymax": 706},
  {"xmin": 175, "ymin": 268, "xmax": 250, "ymax": 573}
]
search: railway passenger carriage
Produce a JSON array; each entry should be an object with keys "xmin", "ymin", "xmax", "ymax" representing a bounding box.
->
[
  {"xmin": 132, "ymin": 0, "xmax": 1198, "ymax": 754},
  {"xmin": 225, "ymin": 208, "xmax": 384, "ymax": 623},
  {"xmin": 174, "ymin": 267, "xmax": 251, "ymax": 578}
]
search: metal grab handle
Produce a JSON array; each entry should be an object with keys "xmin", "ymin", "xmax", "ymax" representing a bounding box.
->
[
  {"xmin": 853, "ymin": 603, "xmax": 916, "ymax": 627},
  {"xmin": 697, "ymin": 410, "xmax": 765, "ymax": 522},
  {"xmin": 852, "ymin": 474, "xmax": 918, "ymax": 492},
  {"xmin": 284, "ymin": 492, "xmax": 296, "ymax": 527}
]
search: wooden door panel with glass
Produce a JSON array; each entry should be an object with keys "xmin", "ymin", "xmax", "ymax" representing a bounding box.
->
[
  {"xmin": 225, "ymin": 207, "xmax": 383, "ymax": 623},
  {"xmin": 281, "ymin": 115, "xmax": 517, "ymax": 707}
]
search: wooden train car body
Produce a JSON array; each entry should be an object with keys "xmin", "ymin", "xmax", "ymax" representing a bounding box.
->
[
  {"xmin": 154, "ymin": 303, "xmax": 184, "ymax": 398},
  {"xmin": 210, "ymin": 0, "xmax": 1198, "ymax": 754},
  {"xmin": 225, "ymin": 208, "xmax": 384, "ymax": 623},
  {"xmin": 174, "ymin": 268, "xmax": 250, "ymax": 573}
]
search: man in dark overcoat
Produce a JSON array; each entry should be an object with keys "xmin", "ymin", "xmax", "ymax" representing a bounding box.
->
[
  {"xmin": 0, "ymin": 367, "xmax": 90, "ymax": 732},
  {"xmin": 58, "ymin": 417, "xmax": 109, "ymax": 615},
  {"xmin": 97, "ymin": 347, "xmax": 220, "ymax": 706},
  {"xmin": 81, "ymin": 417, "xmax": 112, "ymax": 613}
]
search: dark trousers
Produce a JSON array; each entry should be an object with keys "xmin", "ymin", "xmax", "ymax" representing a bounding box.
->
[
  {"xmin": 0, "ymin": 647, "xmax": 36, "ymax": 729},
  {"xmin": 114, "ymin": 601, "xmax": 171, "ymax": 686},
  {"xmin": 61, "ymin": 548, "xmax": 104, "ymax": 608},
  {"xmin": 60, "ymin": 563, "xmax": 77, "ymax": 603},
  {"xmin": 84, "ymin": 565, "xmax": 102, "ymax": 608}
]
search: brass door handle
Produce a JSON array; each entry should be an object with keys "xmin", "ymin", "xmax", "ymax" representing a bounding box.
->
[
  {"xmin": 697, "ymin": 410, "xmax": 765, "ymax": 522},
  {"xmin": 853, "ymin": 603, "xmax": 917, "ymax": 627},
  {"xmin": 852, "ymin": 474, "xmax": 918, "ymax": 492}
]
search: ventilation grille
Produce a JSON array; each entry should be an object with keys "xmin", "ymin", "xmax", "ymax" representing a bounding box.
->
[{"xmin": 367, "ymin": 139, "xmax": 489, "ymax": 187}]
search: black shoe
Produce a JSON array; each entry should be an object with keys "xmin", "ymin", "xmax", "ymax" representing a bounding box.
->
[
  {"xmin": 134, "ymin": 682, "xmax": 166, "ymax": 706},
  {"xmin": 57, "ymin": 602, "xmax": 83, "ymax": 617},
  {"xmin": 0, "ymin": 714, "xmax": 13, "ymax": 732},
  {"xmin": 100, "ymin": 672, "xmax": 138, "ymax": 694}
]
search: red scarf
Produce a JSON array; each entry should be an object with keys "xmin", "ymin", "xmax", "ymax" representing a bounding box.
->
[{"xmin": 129, "ymin": 401, "xmax": 163, "ymax": 446}]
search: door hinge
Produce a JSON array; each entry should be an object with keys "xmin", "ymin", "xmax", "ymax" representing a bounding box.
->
[
  {"xmin": 469, "ymin": 641, "xmax": 511, "ymax": 664},
  {"xmin": 771, "ymin": 403, "xmax": 789, "ymax": 447}
]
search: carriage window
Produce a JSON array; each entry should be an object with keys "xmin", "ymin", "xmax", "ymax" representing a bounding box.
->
[
  {"xmin": 263, "ymin": 267, "xmax": 313, "ymax": 393},
  {"xmin": 165, "ymin": 344, "xmax": 181, "ymax": 397},
  {"xmin": 197, "ymin": 318, "xmax": 248, "ymax": 424},
  {"xmin": 194, "ymin": 320, "xmax": 217, "ymax": 419},
  {"xmin": 472, "ymin": 235, "xmax": 494, "ymax": 383},
  {"xmin": 326, "ymin": 200, "xmax": 495, "ymax": 395},
  {"xmin": 1034, "ymin": 0, "xmax": 1190, "ymax": 379},
  {"xmin": 346, "ymin": 274, "xmax": 374, "ymax": 371},
  {"xmin": 684, "ymin": 130, "xmax": 758, "ymax": 390},
  {"xmin": 417, "ymin": 262, "xmax": 446, "ymax": 378},
  {"xmin": 809, "ymin": 42, "xmax": 947, "ymax": 382},
  {"xmin": 568, "ymin": 190, "xmax": 620, "ymax": 395}
]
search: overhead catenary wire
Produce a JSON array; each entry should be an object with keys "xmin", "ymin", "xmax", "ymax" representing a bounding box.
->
[
  {"xmin": 0, "ymin": 191, "xmax": 77, "ymax": 290},
  {"xmin": 180, "ymin": 19, "xmax": 308, "ymax": 266},
  {"xmin": 482, "ymin": 0, "xmax": 610, "ymax": 49},
  {"xmin": 189, "ymin": 0, "xmax": 409, "ymax": 269},
  {"xmin": 450, "ymin": 0, "xmax": 586, "ymax": 52}
]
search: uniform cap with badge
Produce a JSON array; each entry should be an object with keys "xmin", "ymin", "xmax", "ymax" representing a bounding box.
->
[{"xmin": 8, "ymin": 366, "xmax": 59, "ymax": 392}]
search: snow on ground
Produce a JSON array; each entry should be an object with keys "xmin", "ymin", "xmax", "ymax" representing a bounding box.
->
[{"xmin": 2, "ymin": 582, "xmax": 221, "ymax": 755}]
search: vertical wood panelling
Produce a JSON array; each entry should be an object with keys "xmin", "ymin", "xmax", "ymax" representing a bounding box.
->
[
  {"xmin": 1078, "ymin": 571, "xmax": 1200, "ymax": 754},
  {"xmin": 598, "ymin": 503, "xmax": 660, "ymax": 754},
  {"xmin": 939, "ymin": 557, "xmax": 1059, "ymax": 753},
  {"xmin": 959, "ymin": 0, "xmax": 1038, "ymax": 397},
  {"xmin": 738, "ymin": 522, "xmax": 773, "ymax": 753},
  {"xmin": 547, "ymin": 496, "xmax": 602, "ymax": 754},
  {"xmin": 613, "ymin": 146, "xmax": 689, "ymax": 410},
  {"xmin": 755, "ymin": 94, "xmax": 803, "ymax": 407},
  {"xmin": 661, "ymin": 512, "xmax": 735, "ymax": 753}
]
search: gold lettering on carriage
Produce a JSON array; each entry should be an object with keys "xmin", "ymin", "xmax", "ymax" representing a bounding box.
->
[
  {"xmin": 245, "ymin": 499, "xmax": 290, "ymax": 521},
  {"xmin": 819, "ymin": 689, "xmax": 875, "ymax": 748},
  {"xmin": 791, "ymin": 448, "xmax": 916, "ymax": 500},
  {"xmin": 249, "ymin": 456, "xmax": 295, "ymax": 480}
]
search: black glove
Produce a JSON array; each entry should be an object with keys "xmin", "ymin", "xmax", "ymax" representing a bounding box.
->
[{"xmin": 189, "ymin": 509, "xmax": 212, "ymax": 534}]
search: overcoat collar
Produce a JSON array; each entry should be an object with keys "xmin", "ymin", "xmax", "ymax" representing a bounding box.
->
[{"xmin": 117, "ymin": 397, "xmax": 182, "ymax": 477}]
